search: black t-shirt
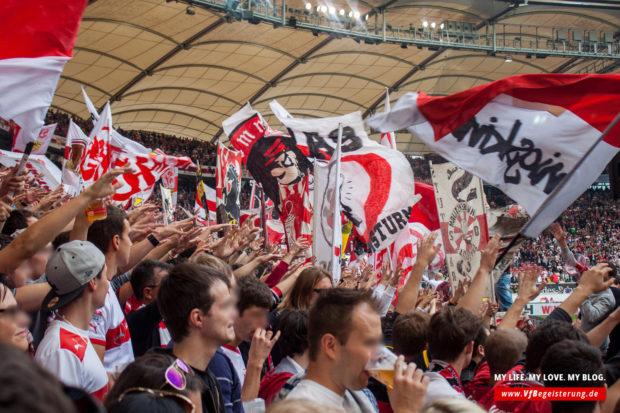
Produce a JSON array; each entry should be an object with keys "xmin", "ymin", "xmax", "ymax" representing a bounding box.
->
[
  {"xmin": 153, "ymin": 347, "xmax": 226, "ymax": 413},
  {"xmin": 126, "ymin": 301, "xmax": 162, "ymax": 358}
]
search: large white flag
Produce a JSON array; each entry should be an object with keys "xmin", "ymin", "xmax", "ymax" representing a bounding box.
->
[
  {"xmin": 313, "ymin": 125, "xmax": 343, "ymax": 285},
  {"xmin": 270, "ymin": 100, "xmax": 416, "ymax": 253},
  {"xmin": 0, "ymin": 0, "xmax": 86, "ymax": 151},
  {"xmin": 62, "ymin": 119, "xmax": 90, "ymax": 195},
  {"xmin": 368, "ymin": 74, "xmax": 620, "ymax": 237}
]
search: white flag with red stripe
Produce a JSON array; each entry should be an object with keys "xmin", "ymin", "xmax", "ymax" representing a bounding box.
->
[
  {"xmin": 195, "ymin": 180, "xmax": 216, "ymax": 221},
  {"xmin": 13, "ymin": 123, "xmax": 57, "ymax": 155},
  {"xmin": 380, "ymin": 88, "xmax": 397, "ymax": 150},
  {"xmin": 368, "ymin": 74, "xmax": 620, "ymax": 237},
  {"xmin": 0, "ymin": 0, "xmax": 86, "ymax": 147}
]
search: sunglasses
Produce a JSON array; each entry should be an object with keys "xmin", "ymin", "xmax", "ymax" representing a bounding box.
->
[
  {"xmin": 163, "ymin": 358, "xmax": 194, "ymax": 391},
  {"xmin": 118, "ymin": 387, "xmax": 195, "ymax": 413}
]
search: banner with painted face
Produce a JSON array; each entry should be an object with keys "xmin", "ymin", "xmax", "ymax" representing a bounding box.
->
[
  {"xmin": 216, "ymin": 143, "xmax": 242, "ymax": 225},
  {"xmin": 429, "ymin": 161, "xmax": 490, "ymax": 295},
  {"xmin": 279, "ymin": 173, "xmax": 312, "ymax": 255},
  {"xmin": 223, "ymin": 103, "xmax": 313, "ymax": 215},
  {"xmin": 270, "ymin": 100, "xmax": 416, "ymax": 253}
]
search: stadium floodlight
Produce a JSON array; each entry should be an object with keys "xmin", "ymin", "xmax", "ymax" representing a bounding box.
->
[
  {"xmin": 348, "ymin": 11, "xmax": 353, "ymax": 17},
  {"xmin": 354, "ymin": 11, "xmax": 360, "ymax": 18},
  {"xmin": 430, "ymin": 21, "xmax": 436, "ymax": 28},
  {"xmin": 422, "ymin": 20, "xmax": 428, "ymax": 28},
  {"xmin": 305, "ymin": 3, "xmax": 311, "ymax": 10},
  {"xmin": 339, "ymin": 9, "xmax": 345, "ymax": 15},
  {"xmin": 440, "ymin": 23, "xmax": 444, "ymax": 29},
  {"xmin": 364, "ymin": 14, "xmax": 369, "ymax": 20},
  {"xmin": 320, "ymin": 5, "xmax": 327, "ymax": 13},
  {"xmin": 329, "ymin": 6, "xmax": 336, "ymax": 14}
]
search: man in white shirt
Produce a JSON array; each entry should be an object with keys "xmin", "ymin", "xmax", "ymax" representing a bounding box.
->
[
  {"xmin": 35, "ymin": 241, "xmax": 110, "ymax": 402},
  {"xmin": 86, "ymin": 206, "xmax": 135, "ymax": 372},
  {"xmin": 285, "ymin": 289, "xmax": 429, "ymax": 413}
]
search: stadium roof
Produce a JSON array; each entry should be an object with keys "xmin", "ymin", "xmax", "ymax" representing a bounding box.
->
[{"xmin": 52, "ymin": 0, "xmax": 620, "ymax": 154}]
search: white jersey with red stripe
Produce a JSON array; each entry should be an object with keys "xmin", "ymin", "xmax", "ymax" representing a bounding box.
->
[
  {"xmin": 89, "ymin": 286, "xmax": 134, "ymax": 372},
  {"xmin": 221, "ymin": 345, "xmax": 246, "ymax": 387},
  {"xmin": 35, "ymin": 319, "xmax": 108, "ymax": 402}
]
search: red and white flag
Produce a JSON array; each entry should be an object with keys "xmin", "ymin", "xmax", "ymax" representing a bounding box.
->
[
  {"xmin": 216, "ymin": 143, "xmax": 242, "ymax": 224},
  {"xmin": 0, "ymin": 149, "xmax": 62, "ymax": 191},
  {"xmin": 368, "ymin": 74, "xmax": 620, "ymax": 237},
  {"xmin": 380, "ymin": 88, "xmax": 397, "ymax": 150},
  {"xmin": 62, "ymin": 119, "xmax": 90, "ymax": 195},
  {"xmin": 80, "ymin": 103, "xmax": 112, "ymax": 188},
  {"xmin": 195, "ymin": 180, "xmax": 216, "ymax": 222},
  {"xmin": 280, "ymin": 174, "xmax": 313, "ymax": 255},
  {"xmin": 0, "ymin": 0, "xmax": 86, "ymax": 147},
  {"xmin": 270, "ymin": 100, "xmax": 417, "ymax": 253},
  {"xmin": 161, "ymin": 167, "xmax": 179, "ymax": 211},
  {"xmin": 13, "ymin": 123, "xmax": 57, "ymax": 155}
]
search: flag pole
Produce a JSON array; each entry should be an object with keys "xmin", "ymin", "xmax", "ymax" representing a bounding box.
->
[
  {"xmin": 331, "ymin": 123, "xmax": 343, "ymax": 283},
  {"xmin": 259, "ymin": 184, "xmax": 268, "ymax": 250}
]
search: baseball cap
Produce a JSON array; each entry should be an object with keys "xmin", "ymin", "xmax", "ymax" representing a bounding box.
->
[{"xmin": 42, "ymin": 240, "xmax": 106, "ymax": 310}]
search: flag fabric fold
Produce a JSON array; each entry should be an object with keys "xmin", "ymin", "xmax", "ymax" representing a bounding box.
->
[{"xmin": 367, "ymin": 74, "xmax": 620, "ymax": 237}]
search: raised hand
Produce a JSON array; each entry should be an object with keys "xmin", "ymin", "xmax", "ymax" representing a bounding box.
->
[
  {"xmin": 578, "ymin": 263, "xmax": 614, "ymax": 295},
  {"xmin": 548, "ymin": 222, "xmax": 567, "ymax": 246},
  {"xmin": 516, "ymin": 264, "xmax": 546, "ymax": 302},
  {"xmin": 479, "ymin": 234, "xmax": 502, "ymax": 273},
  {"xmin": 416, "ymin": 232, "xmax": 441, "ymax": 268},
  {"xmin": 83, "ymin": 166, "xmax": 135, "ymax": 200},
  {"xmin": 248, "ymin": 329, "xmax": 281, "ymax": 366}
]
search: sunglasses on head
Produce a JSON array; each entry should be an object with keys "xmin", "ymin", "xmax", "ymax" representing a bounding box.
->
[
  {"xmin": 118, "ymin": 387, "xmax": 195, "ymax": 413},
  {"xmin": 163, "ymin": 358, "xmax": 194, "ymax": 391}
]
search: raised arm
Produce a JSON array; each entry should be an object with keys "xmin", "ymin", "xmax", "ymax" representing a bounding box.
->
[
  {"xmin": 557, "ymin": 263, "xmax": 613, "ymax": 317},
  {"xmin": 0, "ymin": 167, "xmax": 131, "ymax": 274},
  {"xmin": 457, "ymin": 234, "xmax": 501, "ymax": 313},
  {"xmin": 499, "ymin": 264, "xmax": 545, "ymax": 330},
  {"xmin": 395, "ymin": 233, "xmax": 440, "ymax": 314}
]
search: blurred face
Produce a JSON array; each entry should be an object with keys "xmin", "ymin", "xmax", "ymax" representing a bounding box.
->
[
  {"xmin": 93, "ymin": 265, "xmax": 110, "ymax": 309},
  {"xmin": 117, "ymin": 219, "xmax": 132, "ymax": 270},
  {"xmin": 309, "ymin": 277, "xmax": 333, "ymax": 305},
  {"xmin": 204, "ymin": 280, "xmax": 237, "ymax": 345},
  {"xmin": 234, "ymin": 305, "xmax": 269, "ymax": 342},
  {"xmin": 142, "ymin": 267, "xmax": 169, "ymax": 305},
  {"xmin": 336, "ymin": 303, "xmax": 382, "ymax": 391},
  {"xmin": 0, "ymin": 287, "xmax": 30, "ymax": 352}
]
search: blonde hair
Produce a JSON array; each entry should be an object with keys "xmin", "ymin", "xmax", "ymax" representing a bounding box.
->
[
  {"xmin": 422, "ymin": 399, "xmax": 486, "ymax": 413},
  {"xmin": 194, "ymin": 254, "xmax": 233, "ymax": 280}
]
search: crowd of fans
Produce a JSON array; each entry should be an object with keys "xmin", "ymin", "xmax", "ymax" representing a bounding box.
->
[
  {"xmin": 44, "ymin": 110, "xmax": 218, "ymax": 167},
  {"xmin": 0, "ymin": 150, "xmax": 618, "ymax": 413}
]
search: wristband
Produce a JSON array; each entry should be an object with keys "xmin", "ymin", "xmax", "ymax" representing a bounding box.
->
[{"xmin": 147, "ymin": 234, "xmax": 160, "ymax": 247}]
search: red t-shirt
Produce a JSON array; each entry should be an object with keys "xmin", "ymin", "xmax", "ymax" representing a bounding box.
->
[{"xmin": 465, "ymin": 361, "xmax": 491, "ymax": 402}]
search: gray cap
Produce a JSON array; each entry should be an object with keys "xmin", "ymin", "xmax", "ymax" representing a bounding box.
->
[{"xmin": 42, "ymin": 240, "xmax": 106, "ymax": 310}]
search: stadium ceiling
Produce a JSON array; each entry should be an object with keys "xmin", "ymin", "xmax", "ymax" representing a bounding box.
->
[{"xmin": 53, "ymin": 0, "xmax": 620, "ymax": 154}]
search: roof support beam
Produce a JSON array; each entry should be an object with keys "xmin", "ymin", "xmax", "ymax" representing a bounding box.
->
[
  {"xmin": 114, "ymin": 108, "xmax": 220, "ymax": 129},
  {"xmin": 362, "ymin": 49, "xmax": 444, "ymax": 119},
  {"xmin": 210, "ymin": 37, "xmax": 334, "ymax": 142},
  {"xmin": 123, "ymin": 87, "xmax": 241, "ymax": 107},
  {"xmin": 102, "ymin": 18, "xmax": 225, "ymax": 111},
  {"xmin": 60, "ymin": 76, "xmax": 112, "ymax": 97}
]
